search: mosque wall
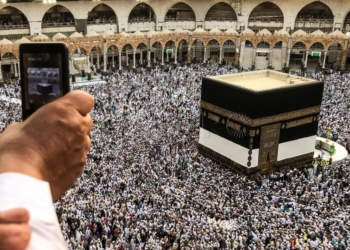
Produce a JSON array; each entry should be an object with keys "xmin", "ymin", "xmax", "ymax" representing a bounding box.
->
[
  {"xmin": 199, "ymin": 127, "xmax": 259, "ymax": 167},
  {"xmin": 277, "ymin": 135, "xmax": 316, "ymax": 161},
  {"xmin": 3, "ymin": 0, "xmax": 350, "ymax": 35}
]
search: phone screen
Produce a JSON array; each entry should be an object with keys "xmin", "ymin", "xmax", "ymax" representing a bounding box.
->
[{"xmin": 22, "ymin": 53, "xmax": 63, "ymax": 110}]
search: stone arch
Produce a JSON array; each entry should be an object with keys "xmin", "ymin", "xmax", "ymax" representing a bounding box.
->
[
  {"xmin": 128, "ymin": 2, "xmax": 156, "ymax": 23},
  {"xmin": 343, "ymin": 10, "xmax": 350, "ymax": 32},
  {"xmin": 136, "ymin": 42, "xmax": 147, "ymax": 49},
  {"xmin": 71, "ymin": 46, "xmax": 88, "ymax": 56},
  {"xmin": 325, "ymin": 42, "xmax": 343, "ymax": 51},
  {"xmin": 294, "ymin": 1, "xmax": 333, "ymax": 32},
  {"xmin": 164, "ymin": 2, "xmax": 196, "ymax": 22},
  {"xmin": 42, "ymin": 5, "xmax": 76, "ymax": 27},
  {"xmin": 292, "ymin": 41, "xmax": 307, "ymax": 48},
  {"xmin": 107, "ymin": 44, "xmax": 119, "ymax": 51},
  {"xmin": 88, "ymin": 3, "xmax": 118, "ymax": 24},
  {"xmin": 204, "ymin": 2, "xmax": 237, "ymax": 21},
  {"xmin": 256, "ymin": 40, "xmax": 270, "ymax": 48},
  {"xmin": 176, "ymin": 38, "xmax": 188, "ymax": 47},
  {"xmin": 271, "ymin": 40, "xmax": 284, "ymax": 49},
  {"xmin": 0, "ymin": 6, "xmax": 29, "ymax": 27},
  {"xmin": 248, "ymin": 1, "xmax": 284, "ymax": 21},
  {"xmin": 89, "ymin": 46, "xmax": 103, "ymax": 54},
  {"xmin": 205, "ymin": 38, "xmax": 220, "ymax": 47},
  {"xmin": 121, "ymin": 43, "xmax": 134, "ymax": 52},
  {"xmin": 307, "ymin": 42, "xmax": 325, "ymax": 51},
  {"xmin": 1, "ymin": 51, "xmax": 17, "ymax": 60},
  {"xmin": 242, "ymin": 39, "xmax": 255, "ymax": 48},
  {"xmin": 222, "ymin": 39, "xmax": 236, "ymax": 47},
  {"xmin": 151, "ymin": 41, "xmax": 163, "ymax": 49}
]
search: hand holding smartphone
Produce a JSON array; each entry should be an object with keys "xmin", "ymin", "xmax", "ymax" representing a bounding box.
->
[{"xmin": 20, "ymin": 43, "xmax": 70, "ymax": 120}]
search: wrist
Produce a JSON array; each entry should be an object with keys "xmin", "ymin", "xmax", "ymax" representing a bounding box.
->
[{"xmin": 0, "ymin": 152, "xmax": 45, "ymax": 182}]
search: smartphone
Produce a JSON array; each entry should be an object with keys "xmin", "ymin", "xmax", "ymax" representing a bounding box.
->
[{"xmin": 20, "ymin": 42, "xmax": 70, "ymax": 120}]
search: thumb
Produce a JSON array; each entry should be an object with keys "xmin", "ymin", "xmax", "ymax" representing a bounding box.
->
[{"xmin": 0, "ymin": 208, "xmax": 30, "ymax": 224}]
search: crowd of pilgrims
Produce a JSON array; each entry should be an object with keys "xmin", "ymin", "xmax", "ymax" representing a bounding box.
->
[{"xmin": 0, "ymin": 62, "xmax": 350, "ymax": 249}]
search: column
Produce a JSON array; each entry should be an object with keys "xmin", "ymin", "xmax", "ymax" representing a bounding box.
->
[
  {"xmin": 17, "ymin": 61, "xmax": 20, "ymax": 80},
  {"xmin": 269, "ymin": 49, "xmax": 273, "ymax": 67},
  {"xmin": 103, "ymin": 53, "xmax": 107, "ymax": 72},
  {"xmin": 166, "ymin": 50, "xmax": 169, "ymax": 62},
  {"xmin": 304, "ymin": 50, "xmax": 309, "ymax": 68},
  {"xmin": 286, "ymin": 49, "xmax": 291, "ymax": 67},
  {"xmin": 161, "ymin": 49, "xmax": 164, "ymax": 65},
  {"xmin": 97, "ymin": 52, "xmax": 100, "ymax": 69},
  {"xmin": 147, "ymin": 50, "xmax": 151, "ymax": 67},
  {"xmin": 126, "ymin": 50, "xmax": 128, "ymax": 66},
  {"xmin": 140, "ymin": 50, "xmax": 143, "ymax": 65},
  {"xmin": 179, "ymin": 46, "xmax": 183, "ymax": 62},
  {"xmin": 219, "ymin": 46, "xmax": 223, "ymax": 63},
  {"xmin": 14, "ymin": 60, "xmax": 18, "ymax": 77},
  {"xmin": 87, "ymin": 55, "xmax": 91, "ymax": 73},
  {"xmin": 174, "ymin": 47, "xmax": 178, "ymax": 64},
  {"xmin": 203, "ymin": 47, "xmax": 207, "ymax": 63},
  {"xmin": 71, "ymin": 57, "xmax": 74, "ymax": 73},
  {"xmin": 0, "ymin": 61, "xmax": 2, "ymax": 79},
  {"xmin": 112, "ymin": 51, "xmax": 115, "ymax": 68},
  {"xmin": 133, "ymin": 51, "xmax": 136, "ymax": 68},
  {"xmin": 322, "ymin": 51, "xmax": 327, "ymax": 69},
  {"xmin": 252, "ymin": 48, "xmax": 257, "ymax": 66},
  {"xmin": 187, "ymin": 45, "xmax": 191, "ymax": 63},
  {"xmin": 119, "ymin": 52, "xmax": 122, "ymax": 70}
]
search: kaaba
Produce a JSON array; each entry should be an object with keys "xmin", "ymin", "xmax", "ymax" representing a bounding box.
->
[
  {"xmin": 37, "ymin": 83, "xmax": 53, "ymax": 95},
  {"xmin": 198, "ymin": 70, "xmax": 324, "ymax": 175}
]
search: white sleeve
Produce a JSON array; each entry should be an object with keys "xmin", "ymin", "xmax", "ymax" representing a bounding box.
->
[{"xmin": 0, "ymin": 173, "xmax": 68, "ymax": 250}]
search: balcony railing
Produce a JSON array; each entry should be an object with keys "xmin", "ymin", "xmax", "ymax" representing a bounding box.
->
[
  {"xmin": 87, "ymin": 20, "xmax": 117, "ymax": 25},
  {"xmin": 0, "ymin": 24, "xmax": 29, "ymax": 30},
  {"xmin": 205, "ymin": 18, "xmax": 237, "ymax": 22},
  {"xmin": 128, "ymin": 18, "xmax": 155, "ymax": 23},
  {"xmin": 42, "ymin": 22, "xmax": 76, "ymax": 27},
  {"xmin": 248, "ymin": 17, "xmax": 283, "ymax": 23},
  {"xmin": 165, "ymin": 17, "xmax": 195, "ymax": 22}
]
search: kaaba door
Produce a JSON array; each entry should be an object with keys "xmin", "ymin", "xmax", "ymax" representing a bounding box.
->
[{"xmin": 258, "ymin": 123, "xmax": 281, "ymax": 171}]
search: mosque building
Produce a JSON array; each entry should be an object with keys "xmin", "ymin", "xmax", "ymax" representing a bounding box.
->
[{"xmin": 0, "ymin": 0, "xmax": 350, "ymax": 78}]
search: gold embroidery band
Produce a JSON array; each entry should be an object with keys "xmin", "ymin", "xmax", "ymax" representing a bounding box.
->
[
  {"xmin": 208, "ymin": 113, "xmax": 220, "ymax": 123},
  {"xmin": 286, "ymin": 117, "xmax": 313, "ymax": 129},
  {"xmin": 201, "ymin": 101, "xmax": 320, "ymax": 127},
  {"xmin": 227, "ymin": 121, "xmax": 241, "ymax": 130}
]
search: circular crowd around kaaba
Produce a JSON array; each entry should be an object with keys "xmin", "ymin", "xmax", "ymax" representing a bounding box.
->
[{"xmin": 1, "ymin": 63, "xmax": 350, "ymax": 249}]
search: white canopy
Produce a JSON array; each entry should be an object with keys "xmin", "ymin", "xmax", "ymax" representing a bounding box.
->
[
  {"xmin": 193, "ymin": 28, "xmax": 207, "ymax": 34},
  {"xmin": 161, "ymin": 29, "xmax": 172, "ymax": 34},
  {"xmin": 275, "ymin": 29, "xmax": 290, "ymax": 37},
  {"xmin": 0, "ymin": 38, "xmax": 12, "ymax": 45},
  {"xmin": 256, "ymin": 29, "xmax": 272, "ymax": 36},
  {"xmin": 310, "ymin": 29, "xmax": 326, "ymax": 38},
  {"xmin": 209, "ymin": 28, "xmax": 223, "ymax": 34},
  {"xmin": 14, "ymin": 37, "xmax": 31, "ymax": 44},
  {"xmin": 52, "ymin": 32, "xmax": 67, "ymax": 41},
  {"xmin": 225, "ymin": 28, "xmax": 238, "ymax": 35},
  {"xmin": 103, "ymin": 30, "xmax": 114, "ymax": 38},
  {"xmin": 241, "ymin": 28, "xmax": 255, "ymax": 35},
  {"xmin": 133, "ymin": 31, "xmax": 145, "ymax": 36},
  {"xmin": 85, "ymin": 31, "xmax": 100, "ymax": 38},
  {"xmin": 31, "ymin": 33, "xmax": 50, "ymax": 41},
  {"xmin": 292, "ymin": 29, "xmax": 308, "ymax": 38},
  {"xmin": 69, "ymin": 32, "xmax": 84, "ymax": 39}
]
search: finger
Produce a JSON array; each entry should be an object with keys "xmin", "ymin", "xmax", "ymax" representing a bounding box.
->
[
  {"xmin": 0, "ymin": 208, "xmax": 29, "ymax": 224},
  {"xmin": 85, "ymin": 134, "xmax": 91, "ymax": 153},
  {"xmin": 81, "ymin": 114, "xmax": 93, "ymax": 135},
  {"xmin": 61, "ymin": 90, "xmax": 94, "ymax": 116},
  {"xmin": 0, "ymin": 224, "xmax": 31, "ymax": 250}
]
